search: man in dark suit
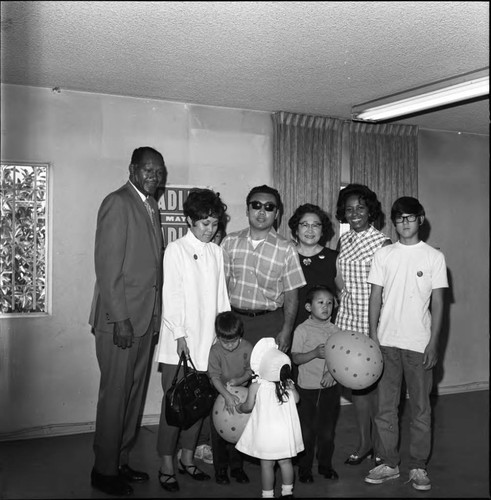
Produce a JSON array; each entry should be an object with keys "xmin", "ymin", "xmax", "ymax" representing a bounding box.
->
[{"xmin": 89, "ymin": 146, "xmax": 167, "ymax": 496}]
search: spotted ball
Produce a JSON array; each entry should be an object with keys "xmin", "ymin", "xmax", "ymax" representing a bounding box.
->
[
  {"xmin": 325, "ymin": 331, "xmax": 383, "ymax": 390},
  {"xmin": 212, "ymin": 385, "xmax": 250, "ymax": 444}
]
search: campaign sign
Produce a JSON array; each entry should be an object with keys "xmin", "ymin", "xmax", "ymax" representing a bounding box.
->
[{"xmin": 157, "ymin": 185, "xmax": 208, "ymax": 245}]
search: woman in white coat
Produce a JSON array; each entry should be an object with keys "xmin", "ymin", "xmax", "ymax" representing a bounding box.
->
[{"xmin": 155, "ymin": 188, "xmax": 230, "ymax": 492}]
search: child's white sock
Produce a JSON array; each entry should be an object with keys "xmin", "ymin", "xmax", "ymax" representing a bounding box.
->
[
  {"xmin": 281, "ymin": 484, "xmax": 293, "ymax": 496},
  {"xmin": 262, "ymin": 489, "xmax": 275, "ymax": 498}
]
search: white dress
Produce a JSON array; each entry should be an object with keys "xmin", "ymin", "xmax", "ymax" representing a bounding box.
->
[{"xmin": 235, "ymin": 378, "xmax": 304, "ymax": 460}]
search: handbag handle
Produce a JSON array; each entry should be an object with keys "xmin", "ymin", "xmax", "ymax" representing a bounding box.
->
[{"xmin": 171, "ymin": 351, "xmax": 199, "ymax": 386}]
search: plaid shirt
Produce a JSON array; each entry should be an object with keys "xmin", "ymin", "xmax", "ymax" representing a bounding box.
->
[
  {"xmin": 221, "ymin": 227, "xmax": 306, "ymax": 310},
  {"xmin": 335, "ymin": 225, "xmax": 388, "ymax": 334}
]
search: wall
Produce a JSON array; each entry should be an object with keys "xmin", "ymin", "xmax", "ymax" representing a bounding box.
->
[
  {"xmin": 0, "ymin": 84, "xmax": 488, "ymax": 439},
  {"xmin": 418, "ymin": 129, "xmax": 489, "ymax": 392},
  {"xmin": 0, "ymin": 84, "xmax": 272, "ymax": 438}
]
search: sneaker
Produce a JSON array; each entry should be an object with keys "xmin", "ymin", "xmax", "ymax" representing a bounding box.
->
[
  {"xmin": 364, "ymin": 464, "xmax": 400, "ymax": 484},
  {"xmin": 194, "ymin": 444, "xmax": 213, "ymax": 465},
  {"xmin": 408, "ymin": 468, "xmax": 431, "ymax": 491}
]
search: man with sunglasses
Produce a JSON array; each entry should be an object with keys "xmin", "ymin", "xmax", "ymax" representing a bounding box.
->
[{"xmin": 221, "ymin": 185, "xmax": 306, "ymax": 352}]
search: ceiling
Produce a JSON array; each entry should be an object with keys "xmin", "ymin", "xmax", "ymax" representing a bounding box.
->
[{"xmin": 1, "ymin": 1, "xmax": 489, "ymax": 135}]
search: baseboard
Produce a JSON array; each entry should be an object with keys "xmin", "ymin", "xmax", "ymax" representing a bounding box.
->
[
  {"xmin": 0, "ymin": 421, "xmax": 96, "ymax": 442},
  {"xmin": 1, "ymin": 381, "xmax": 488, "ymax": 442},
  {"xmin": 435, "ymin": 380, "xmax": 489, "ymax": 395}
]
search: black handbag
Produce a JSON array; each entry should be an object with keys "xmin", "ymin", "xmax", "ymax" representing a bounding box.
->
[{"xmin": 165, "ymin": 352, "xmax": 216, "ymax": 430}]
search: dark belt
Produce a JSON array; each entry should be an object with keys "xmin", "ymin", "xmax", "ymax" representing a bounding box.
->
[{"xmin": 231, "ymin": 306, "xmax": 274, "ymax": 318}]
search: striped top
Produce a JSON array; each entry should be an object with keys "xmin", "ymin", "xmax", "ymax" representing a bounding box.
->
[
  {"xmin": 335, "ymin": 225, "xmax": 389, "ymax": 335},
  {"xmin": 221, "ymin": 227, "xmax": 306, "ymax": 311}
]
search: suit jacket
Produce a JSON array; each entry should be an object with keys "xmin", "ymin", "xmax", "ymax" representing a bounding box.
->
[{"xmin": 89, "ymin": 181, "xmax": 164, "ymax": 336}]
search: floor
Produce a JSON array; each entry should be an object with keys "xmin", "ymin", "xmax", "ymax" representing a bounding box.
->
[{"xmin": 1, "ymin": 390, "xmax": 489, "ymax": 499}]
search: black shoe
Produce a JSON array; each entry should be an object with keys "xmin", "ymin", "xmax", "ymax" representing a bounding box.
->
[
  {"xmin": 344, "ymin": 449, "xmax": 373, "ymax": 465},
  {"xmin": 319, "ymin": 467, "xmax": 339, "ymax": 480},
  {"xmin": 158, "ymin": 470, "xmax": 179, "ymax": 492},
  {"xmin": 119, "ymin": 464, "xmax": 149, "ymax": 483},
  {"xmin": 91, "ymin": 468, "xmax": 133, "ymax": 496},
  {"xmin": 215, "ymin": 468, "xmax": 230, "ymax": 485},
  {"xmin": 230, "ymin": 467, "xmax": 250, "ymax": 483},
  {"xmin": 178, "ymin": 459, "xmax": 211, "ymax": 481},
  {"xmin": 298, "ymin": 469, "xmax": 314, "ymax": 483}
]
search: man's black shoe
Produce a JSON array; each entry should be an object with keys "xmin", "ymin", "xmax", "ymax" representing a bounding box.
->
[
  {"xmin": 215, "ymin": 468, "xmax": 230, "ymax": 485},
  {"xmin": 119, "ymin": 464, "xmax": 149, "ymax": 483},
  {"xmin": 91, "ymin": 468, "xmax": 133, "ymax": 496},
  {"xmin": 231, "ymin": 467, "xmax": 250, "ymax": 483}
]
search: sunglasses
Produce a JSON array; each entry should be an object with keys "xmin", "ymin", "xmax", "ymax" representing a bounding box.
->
[{"xmin": 248, "ymin": 201, "xmax": 277, "ymax": 212}]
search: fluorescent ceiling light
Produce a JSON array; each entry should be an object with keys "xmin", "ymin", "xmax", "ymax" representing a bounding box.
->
[{"xmin": 352, "ymin": 68, "xmax": 489, "ymax": 122}]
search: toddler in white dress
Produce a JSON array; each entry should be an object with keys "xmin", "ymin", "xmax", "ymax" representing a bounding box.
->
[{"xmin": 236, "ymin": 338, "xmax": 304, "ymax": 498}]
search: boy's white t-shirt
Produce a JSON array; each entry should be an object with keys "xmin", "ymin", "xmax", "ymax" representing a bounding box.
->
[{"xmin": 367, "ymin": 241, "xmax": 448, "ymax": 353}]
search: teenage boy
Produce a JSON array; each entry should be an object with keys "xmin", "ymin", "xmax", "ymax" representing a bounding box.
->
[{"xmin": 364, "ymin": 197, "xmax": 448, "ymax": 491}]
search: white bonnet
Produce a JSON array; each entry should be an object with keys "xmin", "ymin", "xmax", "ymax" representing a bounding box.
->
[{"xmin": 250, "ymin": 337, "xmax": 291, "ymax": 382}]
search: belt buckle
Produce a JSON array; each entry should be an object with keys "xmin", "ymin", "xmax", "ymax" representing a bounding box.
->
[
  {"xmin": 250, "ymin": 309, "xmax": 267, "ymax": 317},
  {"xmin": 233, "ymin": 306, "xmax": 258, "ymax": 317}
]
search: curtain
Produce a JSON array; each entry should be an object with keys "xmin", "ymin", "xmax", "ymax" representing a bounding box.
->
[
  {"xmin": 349, "ymin": 122, "xmax": 418, "ymax": 243},
  {"xmin": 272, "ymin": 111, "xmax": 343, "ymax": 249}
]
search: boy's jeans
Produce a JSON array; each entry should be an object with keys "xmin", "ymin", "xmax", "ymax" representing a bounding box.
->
[{"xmin": 374, "ymin": 346, "xmax": 433, "ymax": 470}]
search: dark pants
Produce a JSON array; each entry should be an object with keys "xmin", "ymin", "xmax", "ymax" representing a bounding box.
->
[
  {"xmin": 375, "ymin": 346, "xmax": 433, "ymax": 470},
  {"xmin": 197, "ymin": 415, "xmax": 211, "ymax": 447},
  {"xmin": 296, "ymin": 385, "xmax": 340, "ymax": 472},
  {"xmin": 210, "ymin": 408, "xmax": 244, "ymax": 473},
  {"xmin": 93, "ymin": 326, "xmax": 153, "ymax": 475},
  {"xmin": 236, "ymin": 308, "xmax": 284, "ymax": 346},
  {"xmin": 157, "ymin": 363, "xmax": 204, "ymax": 457}
]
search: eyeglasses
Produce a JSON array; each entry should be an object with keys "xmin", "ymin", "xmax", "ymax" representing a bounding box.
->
[
  {"xmin": 249, "ymin": 201, "xmax": 277, "ymax": 212},
  {"xmin": 299, "ymin": 222, "xmax": 322, "ymax": 230},
  {"xmin": 394, "ymin": 214, "xmax": 418, "ymax": 224}
]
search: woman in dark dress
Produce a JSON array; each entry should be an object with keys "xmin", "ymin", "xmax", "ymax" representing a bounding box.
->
[{"xmin": 288, "ymin": 203, "xmax": 338, "ymax": 329}]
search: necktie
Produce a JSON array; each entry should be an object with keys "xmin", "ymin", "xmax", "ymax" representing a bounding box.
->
[{"xmin": 144, "ymin": 198, "xmax": 158, "ymax": 234}]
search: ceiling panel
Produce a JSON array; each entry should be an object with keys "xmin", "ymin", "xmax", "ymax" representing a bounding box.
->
[{"xmin": 1, "ymin": 1, "xmax": 489, "ymax": 134}]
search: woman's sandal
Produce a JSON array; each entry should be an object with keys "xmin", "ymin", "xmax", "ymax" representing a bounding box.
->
[
  {"xmin": 344, "ymin": 448, "xmax": 373, "ymax": 465},
  {"xmin": 158, "ymin": 470, "xmax": 179, "ymax": 492},
  {"xmin": 178, "ymin": 459, "xmax": 211, "ymax": 481}
]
